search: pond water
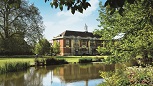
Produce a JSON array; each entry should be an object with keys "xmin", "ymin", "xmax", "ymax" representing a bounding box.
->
[{"xmin": 0, "ymin": 63, "xmax": 130, "ymax": 86}]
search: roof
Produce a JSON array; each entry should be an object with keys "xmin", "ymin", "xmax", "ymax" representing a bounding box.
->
[{"xmin": 55, "ymin": 30, "xmax": 101, "ymax": 38}]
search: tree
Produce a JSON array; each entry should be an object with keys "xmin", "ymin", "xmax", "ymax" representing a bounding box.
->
[
  {"xmin": 52, "ymin": 41, "xmax": 60, "ymax": 55},
  {"xmin": 0, "ymin": 0, "xmax": 44, "ymax": 55},
  {"xmin": 7, "ymin": 0, "xmax": 91, "ymax": 14},
  {"xmin": 94, "ymin": 1, "xmax": 153, "ymax": 61},
  {"xmin": 34, "ymin": 38, "xmax": 50, "ymax": 55},
  {"xmin": 0, "ymin": 35, "xmax": 33, "ymax": 55},
  {"xmin": 104, "ymin": 0, "xmax": 153, "ymax": 27}
]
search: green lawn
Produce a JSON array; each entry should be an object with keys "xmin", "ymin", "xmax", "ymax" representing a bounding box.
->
[
  {"xmin": 56, "ymin": 56, "xmax": 108, "ymax": 63},
  {"xmin": 0, "ymin": 55, "xmax": 108, "ymax": 66}
]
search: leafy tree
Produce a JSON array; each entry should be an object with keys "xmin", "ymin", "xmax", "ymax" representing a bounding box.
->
[
  {"xmin": 7, "ymin": 0, "xmax": 91, "ymax": 14},
  {"xmin": 48, "ymin": 0, "xmax": 91, "ymax": 14},
  {"xmin": 96, "ymin": 46, "xmax": 111, "ymax": 55},
  {"xmin": 0, "ymin": 35, "xmax": 33, "ymax": 55},
  {"xmin": 34, "ymin": 38, "xmax": 50, "ymax": 55},
  {"xmin": 95, "ymin": 1, "xmax": 153, "ymax": 61},
  {"xmin": 52, "ymin": 41, "xmax": 60, "ymax": 55},
  {"xmin": 0, "ymin": 0, "xmax": 44, "ymax": 55},
  {"xmin": 104, "ymin": 0, "xmax": 153, "ymax": 27}
]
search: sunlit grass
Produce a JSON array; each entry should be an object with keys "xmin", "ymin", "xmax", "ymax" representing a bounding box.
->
[
  {"xmin": 0, "ymin": 58, "xmax": 35, "ymax": 66},
  {"xmin": 56, "ymin": 56, "xmax": 108, "ymax": 63},
  {"xmin": 0, "ymin": 55, "xmax": 108, "ymax": 66}
]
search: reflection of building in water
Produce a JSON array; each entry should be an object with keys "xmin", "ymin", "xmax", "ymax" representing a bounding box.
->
[{"xmin": 53, "ymin": 63, "xmax": 115, "ymax": 83}]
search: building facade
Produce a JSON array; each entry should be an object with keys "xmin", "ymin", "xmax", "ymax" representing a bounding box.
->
[{"xmin": 53, "ymin": 30, "xmax": 104, "ymax": 56}]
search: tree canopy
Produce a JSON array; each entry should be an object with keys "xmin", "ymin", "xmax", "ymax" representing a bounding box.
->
[
  {"xmin": 104, "ymin": 0, "xmax": 153, "ymax": 26},
  {"xmin": 34, "ymin": 38, "xmax": 50, "ymax": 55},
  {"xmin": 0, "ymin": 0, "xmax": 44, "ymax": 55},
  {"xmin": 7, "ymin": 0, "xmax": 91, "ymax": 14},
  {"xmin": 52, "ymin": 41, "xmax": 60, "ymax": 55},
  {"xmin": 95, "ymin": 0, "xmax": 153, "ymax": 61}
]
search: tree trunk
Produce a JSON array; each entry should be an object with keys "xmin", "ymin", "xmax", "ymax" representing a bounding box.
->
[
  {"xmin": 4, "ymin": 3, "xmax": 10, "ymax": 39},
  {"xmin": 142, "ymin": 50, "xmax": 149, "ymax": 65}
]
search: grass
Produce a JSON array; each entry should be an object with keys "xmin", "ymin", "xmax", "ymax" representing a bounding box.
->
[
  {"xmin": 55, "ymin": 56, "xmax": 108, "ymax": 63},
  {"xmin": 0, "ymin": 62, "xmax": 30, "ymax": 74},
  {"xmin": 0, "ymin": 55, "xmax": 108, "ymax": 66},
  {"xmin": 0, "ymin": 58, "xmax": 35, "ymax": 66}
]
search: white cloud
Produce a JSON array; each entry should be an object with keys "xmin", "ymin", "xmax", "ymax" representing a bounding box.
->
[
  {"xmin": 57, "ymin": 0, "xmax": 99, "ymax": 17},
  {"xmin": 56, "ymin": 0, "xmax": 99, "ymax": 25},
  {"xmin": 42, "ymin": 0, "xmax": 99, "ymax": 40},
  {"xmin": 82, "ymin": 0, "xmax": 99, "ymax": 16}
]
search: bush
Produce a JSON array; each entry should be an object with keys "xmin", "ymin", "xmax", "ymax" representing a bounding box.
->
[
  {"xmin": 45, "ymin": 58, "xmax": 68, "ymax": 66},
  {"xmin": 79, "ymin": 58, "xmax": 92, "ymax": 63},
  {"xmin": 98, "ymin": 66, "xmax": 153, "ymax": 86}
]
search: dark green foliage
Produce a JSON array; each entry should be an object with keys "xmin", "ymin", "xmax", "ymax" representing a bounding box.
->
[
  {"xmin": 0, "ymin": 37, "xmax": 33, "ymax": 55},
  {"xmin": 8, "ymin": 0, "xmax": 91, "ymax": 14},
  {"xmin": 104, "ymin": 0, "xmax": 153, "ymax": 25},
  {"xmin": 48, "ymin": 0, "xmax": 91, "ymax": 14},
  {"xmin": 45, "ymin": 58, "xmax": 68, "ymax": 66},
  {"xmin": 104, "ymin": 0, "xmax": 135, "ymax": 15},
  {"xmin": 78, "ymin": 58, "xmax": 92, "ymax": 63},
  {"xmin": 0, "ymin": 0, "xmax": 44, "ymax": 55},
  {"xmin": 7, "ymin": 0, "xmax": 21, "ymax": 8},
  {"xmin": 0, "ymin": 62, "xmax": 30, "ymax": 74}
]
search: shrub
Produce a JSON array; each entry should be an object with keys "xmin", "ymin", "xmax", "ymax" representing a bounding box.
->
[
  {"xmin": 45, "ymin": 58, "xmax": 68, "ymax": 66},
  {"xmin": 78, "ymin": 58, "xmax": 92, "ymax": 63},
  {"xmin": 98, "ymin": 66, "xmax": 153, "ymax": 86}
]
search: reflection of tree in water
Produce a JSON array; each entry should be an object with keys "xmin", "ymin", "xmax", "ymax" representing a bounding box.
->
[
  {"xmin": 24, "ymin": 67, "xmax": 48, "ymax": 86},
  {"xmin": 0, "ymin": 67, "xmax": 49, "ymax": 86},
  {"xmin": 0, "ymin": 71, "xmax": 26, "ymax": 86}
]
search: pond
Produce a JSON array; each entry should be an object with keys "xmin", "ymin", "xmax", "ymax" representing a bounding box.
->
[{"xmin": 0, "ymin": 63, "xmax": 128, "ymax": 86}]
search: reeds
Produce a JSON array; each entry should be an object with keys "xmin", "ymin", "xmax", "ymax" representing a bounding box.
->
[{"xmin": 0, "ymin": 62, "xmax": 30, "ymax": 74}]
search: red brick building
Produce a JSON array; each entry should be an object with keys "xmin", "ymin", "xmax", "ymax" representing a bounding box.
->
[{"xmin": 53, "ymin": 30, "xmax": 104, "ymax": 56}]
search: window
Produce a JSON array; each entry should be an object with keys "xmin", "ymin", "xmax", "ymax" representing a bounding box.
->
[
  {"xmin": 74, "ymin": 39, "xmax": 79, "ymax": 47},
  {"xmin": 65, "ymin": 39, "xmax": 70, "ymax": 47},
  {"xmin": 90, "ymin": 40, "xmax": 95, "ymax": 46},
  {"xmin": 81, "ymin": 40, "xmax": 87, "ymax": 47}
]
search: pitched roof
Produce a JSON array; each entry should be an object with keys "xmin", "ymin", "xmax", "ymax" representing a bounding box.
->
[{"xmin": 56, "ymin": 30, "xmax": 101, "ymax": 38}]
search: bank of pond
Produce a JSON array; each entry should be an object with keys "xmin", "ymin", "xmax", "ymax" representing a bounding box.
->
[
  {"xmin": 0, "ymin": 57, "xmax": 153, "ymax": 86},
  {"xmin": 0, "ymin": 57, "xmax": 102, "ymax": 74},
  {"xmin": 0, "ymin": 57, "xmax": 152, "ymax": 74}
]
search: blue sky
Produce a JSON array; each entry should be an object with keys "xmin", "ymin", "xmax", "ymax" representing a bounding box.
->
[{"xmin": 28, "ymin": 0, "xmax": 106, "ymax": 41}]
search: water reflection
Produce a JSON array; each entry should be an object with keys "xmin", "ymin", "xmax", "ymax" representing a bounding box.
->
[{"xmin": 0, "ymin": 63, "xmax": 116, "ymax": 86}]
